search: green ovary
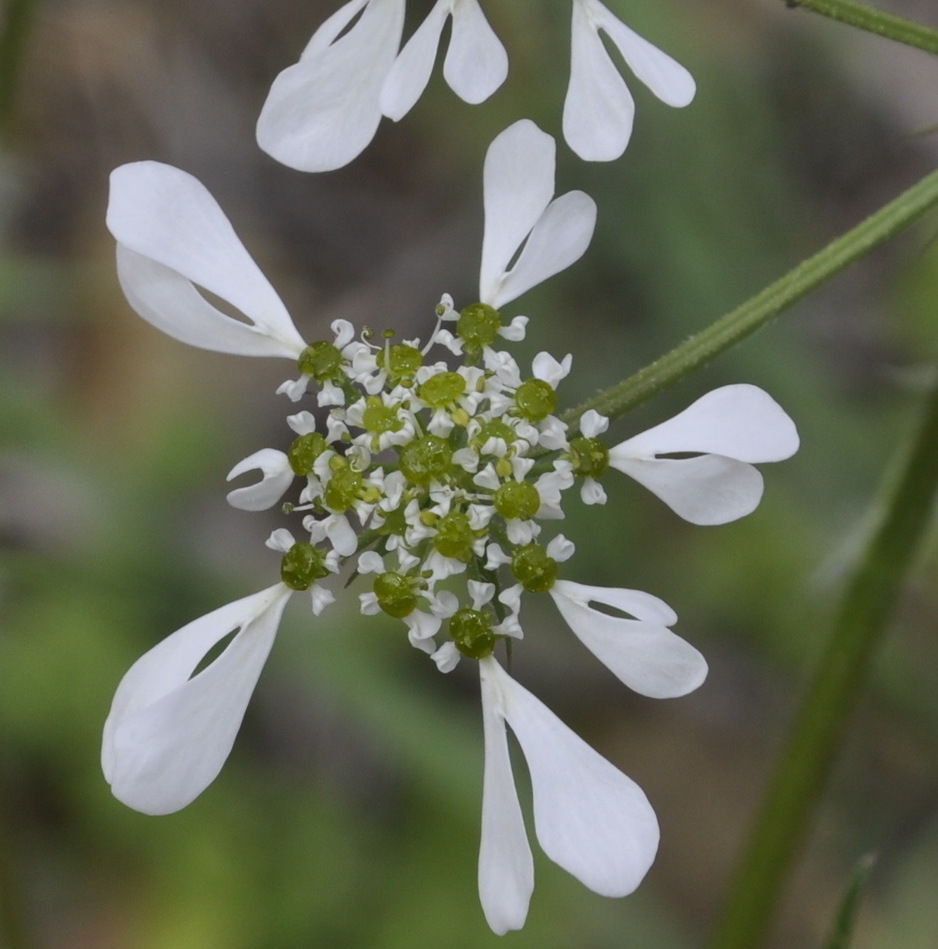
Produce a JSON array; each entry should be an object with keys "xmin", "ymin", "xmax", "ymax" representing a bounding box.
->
[
  {"xmin": 399, "ymin": 435, "xmax": 453, "ymax": 486},
  {"xmin": 450, "ymin": 608, "xmax": 495, "ymax": 659},
  {"xmin": 494, "ymin": 480, "xmax": 540, "ymax": 520},
  {"xmin": 511, "ymin": 543, "xmax": 557, "ymax": 593},
  {"xmin": 281, "ymin": 542, "xmax": 330, "ymax": 591}
]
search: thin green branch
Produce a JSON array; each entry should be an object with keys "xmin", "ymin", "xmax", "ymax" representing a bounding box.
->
[
  {"xmin": 561, "ymin": 167, "xmax": 938, "ymax": 431},
  {"xmin": 707, "ymin": 376, "xmax": 938, "ymax": 949},
  {"xmin": 784, "ymin": 0, "xmax": 938, "ymax": 56}
]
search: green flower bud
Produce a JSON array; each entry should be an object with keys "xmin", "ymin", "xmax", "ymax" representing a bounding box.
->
[
  {"xmin": 288, "ymin": 432, "xmax": 328, "ymax": 476},
  {"xmin": 399, "ymin": 435, "xmax": 453, "ymax": 486},
  {"xmin": 361, "ymin": 397, "xmax": 404, "ymax": 435},
  {"xmin": 418, "ymin": 371, "xmax": 466, "ymax": 408},
  {"xmin": 457, "ymin": 303, "xmax": 501, "ymax": 359},
  {"xmin": 281, "ymin": 542, "xmax": 330, "ymax": 591},
  {"xmin": 515, "ymin": 378, "xmax": 556, "ymax": 423},
  {"xmin": 373, "ymin": 572, "xmax": 418, "ymax": 618},
  {"xmin": 379, "ymin": 343, "xmax": 423, "ymax": 385},
  {"xmin": 450, "ymin": 608, "xmax": 496, "ymax": 659},
  {"xmin": 324, "ymin": 461, "xmax": 363, "ymax": 512},
  {"xmin": 494, "ymin": 480, "xmax": 541, "ymax": 520},
  {"xmin": 433, "ymin": 510, "xmax": 476, "ymax": 562},
  {"xmin": 298, "ymin": 341, "xmax": 344, "ymax": 383},
  {"xmin": 568, "ymin": 436, "xmax": 610, "ymax": 478},
  {"xmin": 511, "ymin": 543, "xmax": 558, "ymax": 593}
]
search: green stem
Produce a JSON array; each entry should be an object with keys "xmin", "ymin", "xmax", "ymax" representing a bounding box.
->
[
  {"xmin": 707, "ymin": 376, "xmax": 938, "ymax": 949},
  {"xmin": 561, "ymin": 167, "xmax": 938, "ymax": 431},
  {"xmin": 784, "ymin": 0, "xmax": 938, "ymax": 56}
]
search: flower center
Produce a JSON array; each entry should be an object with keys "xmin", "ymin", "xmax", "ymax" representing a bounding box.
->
[
  {"xmin": 494, "ymin": 480, "xmax": 540, "ymax": 520},
  {"xmin": 281, "ymin": 542, "xmax": 331, "ymax": 590},
  {"xmin": 288, "ymin": 432, "xmax": 328, "ymax": 476},
  {"xmin": 399, "ymin": 435, "xmax": 453, "ymax": 486},
  {"xmin": 298, "ymin": 340, "xmax": 343, "ymax": 383},
  {"xmin": 373, "ymin": 571, "xmax": 420, "ymax": 618},
  {"xmin": 511, "ymin": 543, "xmax": 558, "ymax": 593},
  {"xmin": 450, "ymin": 608, "xmax": 495, "ymax": 659},
  {"xmin": 569, "ymin": 436, "xmax": 609, "ymax": 477},
  {"xmin": 457, "ymin": 303, "xmax": 501, "ymax": 359},
  {"xmin": 515, "ymin": 378, "xmax": 556, "ymax": 422}
]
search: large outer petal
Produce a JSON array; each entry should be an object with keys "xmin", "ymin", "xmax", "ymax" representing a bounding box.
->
[
  {"xmin": 478, "ymin": 658, "xmax": 534, "ymax": 934},
  {"xmin": 486, "ymin": 657, "xmax": 659, "ymax": 897},
  {"xmin": 256, "ymin": 0, "xmax": 405, "ymax": 171},
  {"xmin": 588, "ymin": 0, "xmax": 695, "ymax": 107},
  {"xmin": 564, "ymin": 0, "xmax": 635, "ymax": 161},
  {"xmin": 444, "ymin": 0, "xmax": 508, "ymax": 104},
  {"xmin": 549, "ymin": 580, "xmax": 707, "ymax": 698},
  {"xmin": 379, "ymin": 0, "xmax": 449, "ymax": 121},
  {"xmin": 107, "ymin": 162, "xmax": 305, "ymax": 358},
  {"xmin": 490, "ymin": 190, "xmax": 596, "ymax": 308},
  {"xmin": 616, "ymin": 385, "xmax": 800, "ymax": 462},
  {"xmin": 479, "ymin": 120, "xmax": 555, "ymax": 304},
  {"xmin": 101, "ymin": 584, "xmax": 292, "ymax": 815},
  {"xmin": 607, "ymin": 452, "xmax": 766, "ymax": 525}
]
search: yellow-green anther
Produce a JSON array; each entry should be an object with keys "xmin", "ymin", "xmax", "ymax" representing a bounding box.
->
[
  {"xmin": 373, "ymin": 571, "xmax": 418, "ymax": 618},
  {"xmin": 419, "ymin": 371, "xmax": 466, "ymax": 408},
  {"xmin": 433, "ymin": 510, "xmax": 476, "ymax": 562},
  {"xmin": 511, "ymin": 543, "xmax": 558, "ymax": 593},
  {"xmin": 324, "ymin": 462, "xmax": 363, "ymax": 512},
  {"xmin": 494, "ymin": 481, "xmax": 540, "ymax": 520},
  {"xmin": 281, "ymin": 542, "xmax": 330, "ymax": 590},
  {"xmin": 457, "ymin": 303, "xmax": 501, "ymax": 358},
  {"xmin": 399, "ymin": 435, "xmax": 453, "ymax": 486},
  {"xmin": 298, "ymin": 341, "xmax": 344, "ymax": 382},
  {"xmin": 568, "ymin": 436, "xmax": 610, "ymax": 478},
  {"xmin": 515, "ymin": 378, "xmax": 556, "ymax": 423},
  {"xmin": 450, "ymin": 608, "xmax": 496, "ymax": 659},
  {"xmin": 288, "ymin": 432, "xmax": 328, "ymax": 476}
]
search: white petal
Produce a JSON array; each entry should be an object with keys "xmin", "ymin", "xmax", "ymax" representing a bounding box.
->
[
  {"xmin": 256, "ymin": 0, "xmax": 405, "ymax": 171},
  {"xmin": 479, "ymin": 120, "xmax": 555, "ymax": 305},
  {"xmin": 486, "ymin": 657, "xmax": 659, "ymax": 897},
  {"xmin": 478, "ymin": 658, "xmax": 535, "ymax": 934},
  {"xmin": 564, "ymin": 0, "xmax": 635, "ymax": 162},
  {"xmin": 101, "ymin": 584, "xmax": 291, "ymax": 815},
  {"xmin": 380, "ymin": 0, "xmax": 449, "ymax": 120},
  {"xmin": 614, "ymin": 385, "xmax": 800, "ymax": 463},
  {"xmin": 444, "ymin": 0, "xmax": 508, "ymax": 104},
  {"xmin": 491, "ymin": 190, "xmax": 597, "ymax": 308},
  {"xmin": 549, "ymin": 580, "xmax": 707, "ymax": 698},
  {"xmin": 108, "ymin": 164, "xmax": 305, "ymax": 358},
  {"xmin": 589, "ymin": 0, "xmax": 695, "ymax": 108},
  {"xmin": 580, "ymin": 477, "xmax": 607, "ymax": 505},
  {"xmin": 579, "ymin": 409, "xmax": 609, "ymax": 438},
  {"xmin": 226, "ymin": 449, "xmax": 295, "ymax": 511},
  {"xmin": 609, "ymin": 453, "xmax": 765, "ymax": 525}
]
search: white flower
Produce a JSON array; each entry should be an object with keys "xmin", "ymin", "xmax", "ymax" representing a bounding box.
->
[
  {"xmin": 101, "ymin": 584, "xmax": 293, "ymax": 815},
  {"xmin": 480, "ymin": 120, "xmax": 597, "ymax": 309},
  {"xmin": 380, "ymin": 0, "xmax": 507, "ymax": 121},
  {"xmin": 106, "ymin": 162, "xmax": 306, "ymax": 359},
  {"xmin": 607, "ymin": 384, "xmax": 800, "ymax": 525},
  {"xmin": 565, "ymin": 0, "xmax": 696, "ymax": 161},
  {"xmin": 478, "ymin": 655, "xmax": 659, "ymax": 933},
  {"xmin": 549, "ymin": 581, "xmax": 707, "ymax": 697},
  {"xmin": 256, "ymin": 0, "xmax": 406, "ymax": 172}
]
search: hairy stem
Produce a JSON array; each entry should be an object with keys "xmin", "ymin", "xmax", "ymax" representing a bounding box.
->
[
  {"xmin": 561, "ymin": 167, "xmax": 938, "ymax": 431},
  {"xmin": 784, "ymin": 0, "xmax": 938, "ymax": 55}
]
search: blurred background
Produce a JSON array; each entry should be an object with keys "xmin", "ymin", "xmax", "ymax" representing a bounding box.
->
[{"xmin": 1, "ymin": 0, "xmax": 937, "ymax": 946}]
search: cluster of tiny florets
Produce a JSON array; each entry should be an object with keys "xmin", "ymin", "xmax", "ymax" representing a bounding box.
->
[{"xmin": 251, "ymin": 295, "xmax": 604, "ymax": 670}]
